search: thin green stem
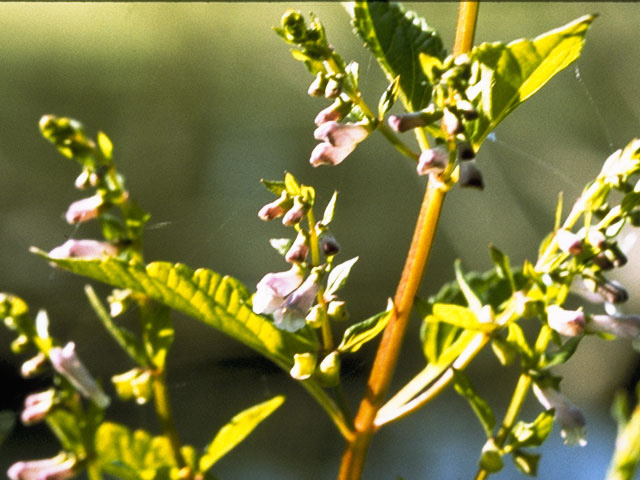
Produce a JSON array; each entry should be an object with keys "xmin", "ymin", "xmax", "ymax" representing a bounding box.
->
[
  {"xmin": 152, "ymin": 370, "xmax": 186, "ymax": 468},
  {"xmin": 302, "ymin": 380, "xmax": 354, "ymax": 441},
  {"xmin": 378, "ymin": 123, "xmax": 420, "ymax": 161}
]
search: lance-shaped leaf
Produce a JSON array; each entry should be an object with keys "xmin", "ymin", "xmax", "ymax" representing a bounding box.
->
[
  {"xmin": 453, "ymin": 369, "xmax": 496, "ymax": 437},
  {"xmin": 325, "ymin": 257, "xmax": 358, "ymax": 299},
  {"xmin": 31, "ymin": 250, "xmax": 317, "ymax": 371},
  {"xmin": 429, "ymin": 304, "xmax": 496, "ymax": 333},
  {"xmin": 199, "ymin": 395, "xmax": 285, "ymax": 472},
  {"xmin": 465, "ymin": 15, "xmax": 595, "ymax": 149},
  {"xmin": 337, "ymin": 300, "xmax": 393, "ymax": 353},
  {"xmin": 345, "ymin": 1, "xmax": 445, "ymax": 112}
]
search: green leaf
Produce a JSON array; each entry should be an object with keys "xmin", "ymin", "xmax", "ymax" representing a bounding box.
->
[
  {"xmin": 269, "ymin": 238, "xmax": 294, "ymax": 257},
  {"xmin": 452, "ymin": 369, "xmax": 496, "ymax": 437},
  {"xmin": 96, "ymin": 422, "xmax": 178, "ymax": 479},
  {"xmin": 512, "ymin": 449, "xmax": 540, "ymax": 476},
  {"xmin": 97, "ymin": 131, "xmax": 113, "ymax": 161},
  {"xmin": 46, "ymin": 409, "xmax": 86, "ymax": 456},
  {"xmin": 32, "ymin": 250, "xmax": 318, "ymax": 372},
  {"xmin": 322, "ymin": 191, "xmax": 338, "ymax": 226},
  {"xmin": 510, "ymin": 410, "xmax": 554, "ymax": 448},
  {"xmin": 199, "ymin": 396, "xmax": 285, "ymax": 472},
  {"xmin": 141, "ymin": 302, "xmax": 174, "ymax": 369},
  {"xmin": 506, "ymin": 322, "xmax": 534, "ymax": 364},
  {"xmin": 542, "ymin": 336, "xmax": 582, "ymax": 369},
  {"xmin": 489, "ymin": 245, "xmax": 516, "ymax": 293},
  {"xmin": 430, "ymin": 304, "xmax": 495, "ymax": 333},
  {"xmin": 465, "ymin": 15, "xmax": 595, "ymax": 149},
  {"xmin": 454, "ymin": 260, "xmax": 483, "ymax": 314},
  {"xmin": 345, "ymin": 1, "xmax": 445, "ymax": 112},
  {"xmin": 260, "ymin": 179, "xmax": 286, "ymax": 196},
  {"xmin": 337, "ymin": 300, "xmax": 393, "ymax": 353},
  {"xmin": 325, "ymin": 257, "xmax": 359, "ymax": 299},
  {"xmin": 84, "ymin": 285, "xmax": 148, "ymax": 367},
  {"xmin": 284, "ymin": 172, "xmax": 300, "ymax": 196}
]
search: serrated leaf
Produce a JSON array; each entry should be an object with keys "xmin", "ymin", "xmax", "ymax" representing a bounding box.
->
[
  {"xmin": 322, "ymin": 191, "xmax": 338, "ymax": 226},
  {"xmin": 453, "ymin": 369, "xmax": 496, "ymax": 437},
  {"xmin": 199, "ymin": 396, "xmax": 284, "ymax": 472},
  {"xmin": 378, "ymin": 76, "xmax": 400, "ymax": 119},
  {"xmin": 32, "ymin": 250, "xmax": 317, "ymax": 372},
  {"xmin": 325, "ymin": 257, "xmax": 358, "ymax": 299},
  {"xmin": 510, "ymin": 410, "xmax": 554, "ymax": 448},
  {"xmin": 337, "ymin": 300, "xmax": 393, "ymax": 353},
  {"xmin": 345, "ymin": 1, "xmax": 445, "ymax": 112},
  {"xmin": 465, "ymin": 15, "xmax": 595, "ymax": 149}
]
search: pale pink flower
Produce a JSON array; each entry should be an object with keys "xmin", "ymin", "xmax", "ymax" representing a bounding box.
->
[
  {"xmin": 285, "ymin": 233, "xmax": 309, "ymax": 264},
  {"xmin": 8, "ymin": 453, "xmax": 76, "ymax": 480},
  {"xmin": 310, "ymin": 142, "xmax": 356, "ymax": 167},
  {"xmin": 313, "ymin": 121, "xmax": 369, "ymax": 147},
  {"xmin": 48, "ymin": 239, "xmax": 117, "ymax": 260},
  {"xmin": 273, "ymin": 270, "xmax": 321, "ymax": 332},
  {"xmin": 556, "ymin": 229, "xmax": 583, "ymax": 255},
  {"xmin": 258, "ymin": 192, "xmax": 289, "ymax": 221},
  {"xmin": 252, "ymin": 268, "xmax": 304, "ymax": 316},
  {"xmin": 49, "ymin": 342, "xmax": 110, "ymax": 408},
  {"xmin": 417, "ymin": 147, "xmax": 448, "ymax": 176},
  {"xmin": 546, "ymin": 305, "xmax": 585, "ymax": 337},
  {"xmin": 64, "ymin": 195, "xmax": 103, "ymax": 224},
  {"xmin": 20, "ymin": 390, "xmax": 55, "ymax": 425}
]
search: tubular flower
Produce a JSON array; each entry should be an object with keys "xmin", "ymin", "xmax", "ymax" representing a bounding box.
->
[
  {"xmin": 282, "ymin": 197, "xmax": 308, "ymax": 226},
  {"xmin": 587, "ymin": 313, "xmax": 640, "ymax": 339},
  {"xmin": 49, "ymin": 342, "xmax": 110, "ymax": 409},
  {"xmin": 258, "ymin": 191, "xmax": 289, "ymax": 221},
  {"xmin": 20, "ymin": 390, "xmax": 55, "ymax": 425},
  {"xmin": 310, "ymin": 122, "xmax": 369, "ymax": 167},
  {"xmin": 388, "ymin": 112, "xmax": 430, "ymax": 133},
  {"xmin": 546, "ymin": 305, "xmax": 585, "ymax": 337},
  {"xmin": 7, "ymin": 453, "xmax": 76, "ymax": 480},
  {"xmin": 285, "ymin": 232, "xmax": 309, "ymax": 264},
  {"xmin": 21, "ymin": 352, "xmax": 47, "ymax": 378},
  {"xmin": 273, "ymin": 269, "xmax": 322, "ymax": 332},
  {"xmin": 532, "ymin": 384, "xmax": 587, "ymax": 447},
  {"xmin": 64, "ymin": 194, "xmax": 104, "ymax": 224},
  {"xmin": 48, "ymin": 239, "xmax": 117, "ymax": 260},
  {"xmin": 252, "ymin": 267, "xmax": 304, "ymax": 316},
  {"xmin": 314, "ymin": 100, "xmax": 351, "ymax": 126}
]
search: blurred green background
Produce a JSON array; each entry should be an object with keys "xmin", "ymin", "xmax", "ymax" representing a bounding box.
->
[{"xmin": 1, "ymin": 3, "xmax": 640, "ymax": 479}]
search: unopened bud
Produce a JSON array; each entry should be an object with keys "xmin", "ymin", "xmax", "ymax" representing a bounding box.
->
[
  {"xmin": 604, "ymin": 244, "xmax": 627, "ymax": 268},
  {"xmin": 258, "ymin": 191, "xmax": 290, "ymax": 221},
  {"xmin": 459, "ymin": 160, "xmax": 484, "ymax": 189},
  {"xmin": 282, "ymin": 197, "xmax": 308, "ymax": 226},
  {"xmin": 74, "ymin": 171, "xmax": 90, "ymax": 190},
  {"xmin": 285, "ymin": 232, "xmax": 309, "ymax": 263},
  {"xmin": 417, "ymin": 147, "xmax": 448, "ymax": 176},
  {"xmin": 456, "ymin": 99, "xmax": 478, "ymax": 120},
  {"xmin": 595, "ymin": 279, "xmax": 628, "ymax": 304},
  {"xmin": 318, "ymin": 351, "xmax": 341, "ymax": 387},
  {"xmin": 21, "ymin": 352, "xmax": 47, "ymax": 378},
  {"xmin": 308, "ymin": 73, "xmax": 327, "ymax": 97},
  {"xmin": 456, "ymin": 141, "xmax": 475, "ymax": 161},
  {"xmin": 305, "ymin": 304, "xmax": 326, "ymax": 328},
  {"xmin": 388, "ymin": 107, "xmax": 442, "ymax": 133},
  {"xmin": 546, "ymin": 305, "xmax": 585, "ymax": 337},
  {"xmin": 592, "ymin": 253, "xmax": 614, "ymax": 271},
  {"xmin": 327, "ymin": 300, "xmax": 349, "ymax": 322},
  {"xmin": 324, "ymin": 77, "xmax": 342, "ymax": 98},
  {"xmin": 314, "ymin": 100, "xmax": 352, "ymax": 126},
  {"xmin": 318, "ymin": 228, "xmax": 340, "ymax": 257},
  {"xmin": 290, "ymin": 352, "xmax": 317, "ymax": 380}
]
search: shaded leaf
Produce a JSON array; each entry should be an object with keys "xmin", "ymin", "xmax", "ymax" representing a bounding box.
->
[
  {"xmin": 465, "ymin": 15, "xmax": 595, "ymax": 149},
  {"xmin": 510, "ymin": 410, "xmax": 554, "ymax": 448},
  {"xmin": 345, "ymin": 1, "xmax": 445, "ymax": 111},
  {"xmin": 337, "ymin": 300, "xmax": 393, "ymax": 353},
  {"xmin": 512, "ymin": 449, "xmax": 540, "ymax": 477},
  {"xmin": 0, "ymin": 411, "xmax": 15, "ymax": 446},
  {"xmin": 199, "ymin": 396, "xmax": 285, "ymax": 472},
  {"xmin": 453, "ymin": 369, "xmax": 496, "ymax": 437}
]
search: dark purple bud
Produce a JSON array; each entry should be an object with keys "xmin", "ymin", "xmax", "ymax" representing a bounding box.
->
[
  {"xmin": 456, "ymin": 99, "xmax": 478, "ymax": 120},
  {"xmin": 319, "ymin": 228, "xmax": 340, "ymax": 256},
  {"xmin": 605, "ymin": 244, "xmax": 627, "ymax": 268},
  {"xmin": 596, "ymin": 279, "xmax": 628, "ymax": 304},
  {"xmin": 459, "ymin": 161, "xmax": 484, "ymax": 189},
  {"xmin": 456, "ymin": 141, "xmax": 475, "ymax": 161},
  {"xmin": 592, "ymin": 253, "xmax": 614, "ymax": 271}
]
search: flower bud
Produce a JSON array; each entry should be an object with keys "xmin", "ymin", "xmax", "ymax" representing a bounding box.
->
[
  {"xmin": 308, "ymin": 73, "xmax": 327, "ymax": 97},
  {"xmin": 258, "ymin": 191, "xmax": 290, "ymax": 221},
  {"xmin": 314, "ymin": 122, "xmax": 369, "ymax": 148},
  {"xmin": 65, "ymin": 194, "xmax": 104, "ymax": 224},
  {"xmin": 21, "ymin": 390, "xmax": 55, "ymax": 425},
  {"xmin": 112, "ymin": 368, "xmax": 153, "ymax": 405},
  {"xmin": 604, "ymin": 244, "xmax": 627, "ymax": 268},
  {"xmin": 280, "ymin": 10, "xmax": 307, "ymax": 43},
  {"xmin": 290, "ymin": 352, "xmax": 317, "ymax": 380},
  {"xmin": 49, "ymin": 342, "xmax": 110, "ymax": 409},
  {"xmin": 74, "ymin": 171, "xmax": 90, "ymax": 190},
  {"xmin": 48, "ymin": 239, "xmax": 118, "ymax": 260},
  {"xmin": 556, "ymin": 229, "xmax": 583, "ymax": 255},
  {"xmin": 327, "ymin": 300, "xmax": 349, "ymax": 322},
  {"xmin": 324, "ymin": 77, "xmax": 342, "ymax": 98},
  {"xmin": 310, "ymin": 142, "xmax": 355, "ymax": 167},
  {"xmin": 8, "ymin": 453, "xmax": 76, "ymax": 480},
  {"xmin": 456, "ymin": 140, "xmax": 475, "ymax": 161},
  {"xmin": 442, "ymin": 108, "xmax": 463, "ymax": 136},
  {"xmin": 318, "ymin": 227, "xmax": 340, "ymax": 257},
  {"xmin": 459, "ymin": 160, "xmax": 484, "ymax": 189},
  {"xmin": 314, "ymin": 99, "xmax": 352, "ymax": 126},
  {"xmin": 388, "ymin": 107, "xmax": 442, "ymax": 133},
  {"xmin": 416, "ymin": 147, "xmax": 448, "ymax": 176},
  {"xmin": 107, "ymin": 289, "xmax": 133, "ymax": 317},
  {"xmin": 532, "ymin": 384, "xmax": 587, "ymax": 446},
  {"xmin": 318, "ymin": 351, "xmax": 341, "ymax": 387},
  {"xmin": 305, "ymin": 304, "xmax": 326, "ymax": 328},
  {"xmin": 20, "ymin": 352, "xmax": 47, "ymax": 378},
  {"xmin": 285, "ymin": 232, "xmax": 309, "ymax": 264},
  {"xmin": 546, "ymin": 305, "xmax": 585, "ymax": 337},
  {"xmin": 282, "ymin": 197, "xmax": 308, "ymax": 226},
  {"xmin": 595, "ymin": 279, "xmax": 628, "ymax": 304}
]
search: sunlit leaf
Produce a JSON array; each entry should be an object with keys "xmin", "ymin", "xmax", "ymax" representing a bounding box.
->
[
  {"xmin": 337, "ymin": 300, "xmax": 393, "ymax": 353},
  {"xmin": 509, "ymin": 410, "xmax": 554, "ymax": 448},
  {"xmin": 512, "ymin": 449, "xmax": 540, "ymax": 477},
  {"xmin": 325, "ymin": 257, "xmax": 359, "ymax": 299},
  {"xmin": 199, "ymin": 396, "xmax": 285, "ymax": 472},
  {"xmin": 465, "ymin": 15, "xmax": 595, "ymax": 149},
  {"xmin": 345, "ymin": 1, "xmax": 445, "ymax": 111}
]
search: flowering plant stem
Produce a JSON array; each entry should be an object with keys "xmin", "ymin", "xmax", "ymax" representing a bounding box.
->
[
  {"xmin": 152, "ymin": 369, "xmax": 186, "ymax": 469},
  {"xmin": 337, "ymin": 4, "xmax": 478, "ymax": 478}
]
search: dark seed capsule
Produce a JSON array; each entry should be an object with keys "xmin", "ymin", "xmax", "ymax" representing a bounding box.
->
[{"xmin": 596, "ymin": 279, "xmax": 629, "ymax": 304}]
